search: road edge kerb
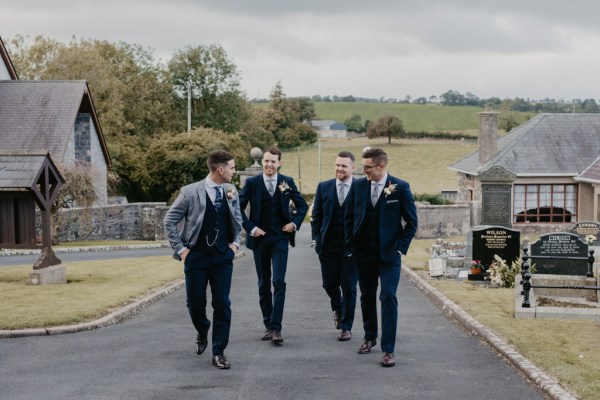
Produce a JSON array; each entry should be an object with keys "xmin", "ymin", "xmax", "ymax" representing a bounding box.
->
[
  {"xmin": 403, "ymin": 266, "xmax": 579, "ymax": 400},
  {"xmin": 0, "ymin": 279, "xmax": 185, "ymax": 339}
]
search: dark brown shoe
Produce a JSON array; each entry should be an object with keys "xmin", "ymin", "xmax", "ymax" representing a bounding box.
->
[
  {"xmin": 212, "ymin": 354, "xmax": 230, "ymax": 369},
  {"xmin": 261, "ymin": 330, "xmax": 273, "ymax": 341},
  {"xmin": 195, "ymin": 330, "xmax": 208, "ymax": 355},
  {"xmin": 339, "ymin": 330, "xmax": 352, "ymax": 341},
  {"xmin": 358, "ymin": 339, "xmax": 376, "ymax": 354},
  {"xmin": 381, "ymin": 352, "xmax": 395, "ymax": 367},
  {"xmin": 333, "ymin": 310, "xmax": 341, "ymax": 330},
  {"xmin": 271, "ymin": 330, "xmax": 284, "ymax": 343}
]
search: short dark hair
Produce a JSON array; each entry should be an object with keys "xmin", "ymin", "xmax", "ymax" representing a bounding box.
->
[
  {"xmin": 337, "ymin": 151, "xmax": 355, "ymax": 163},
  {"xmin": 263, "ymin": 146, "xmax": 282, "ymax": 160},
  {"xmin": 362, "ymin": 147, "xmax": 387, "ymax": 165},
  {"xmin": 207, "ymin": 150, "xmax": 234, "ymax": 172}
]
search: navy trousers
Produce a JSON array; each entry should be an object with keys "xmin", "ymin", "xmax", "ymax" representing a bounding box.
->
[
  {"xmin": 252, "ymin": 234, "xmax": 289, "ymax": 333},
  {"xmin": 318, "ymin": 250, "xmax": 357, "ymax": 331},
  {"xmin": 356, "ymin": 254, "xmax": 401, "ymax": 353},
  {"xmin": 184, "ymin": 247, "xmax": 234, "ymax": 356}
]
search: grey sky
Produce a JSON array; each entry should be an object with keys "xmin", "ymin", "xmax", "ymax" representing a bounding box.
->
[{"xmin": 2, "ymin": 0, "xmax": 600, "ymax": 100}]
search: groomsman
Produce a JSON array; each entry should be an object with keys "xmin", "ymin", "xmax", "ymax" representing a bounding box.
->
[
  {"xmin": 239, "ymin": 146, "xmax": 308, "ymax": 344},
  {"xmin": 163, "ymin": 150, "xmax": 242, "ymax": 370},
  {"xmin": 344, "ymin": 147, "xmax": 418, "ymax": 367},
  {"xmin": 311, "ymin": 151, "xmax": 357, "ymax": 341}
]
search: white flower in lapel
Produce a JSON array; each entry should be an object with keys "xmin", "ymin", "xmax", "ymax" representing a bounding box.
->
[
  {"xmin": 278, "ymin": 181, "xmax": 291, "ymax": 193},
  {"xmin": 226, "ymin": 188, "xmax": 235, "ymax": 200},
  {"xmin": 383, "ymin": 181, "xmax": 397, "ymax": 197}
]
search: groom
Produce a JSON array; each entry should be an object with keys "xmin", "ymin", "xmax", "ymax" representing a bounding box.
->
[
  {"xmin": 344, "ymin": 147, "xmax": 418, "ymax": 367},
  {"xmin": 239, "ymin": 146, "xmax": 308, "ymax": 344}
]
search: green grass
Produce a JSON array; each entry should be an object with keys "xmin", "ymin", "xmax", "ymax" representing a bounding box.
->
[
  {"xmin": 314, "ymin": 102, "xmax": 483, "ymax": 133},
  {"xmin": 278, "ymin": 136, "xmax": 477, "ymax": 195},
  {"xmin": 55, "ymin": 240, "xmax": 167, "ymax": 248},
  {"xmin": 0, "ymin": 256, "xmax": 181, "ymax": 329}
]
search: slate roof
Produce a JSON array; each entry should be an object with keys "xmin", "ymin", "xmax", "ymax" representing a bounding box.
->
[
  {"xmin": 0, "ymin": 36, "xmax": 18, "ymax": 80},
  {"xmin": 0, "ymin": 153, "xmax": 53, "ymax": 189},
  {"xmin": 0, "ymin": 80, "xmax": 110, "ymax": 166},
  {"xmin": 575, "ymin": 156, "xmax": 600, "ymax": 184},
  {"xmin": 448, "ymin": 113, "xmax": 600, "ymax": 177}
]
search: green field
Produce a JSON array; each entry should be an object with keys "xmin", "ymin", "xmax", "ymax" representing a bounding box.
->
[
  {"xmin": 277, "ymin": 137, "xmax": 477, "ymax": 195},
  {"xmin": 314, "ymin": 102, "xmax": 483, "ymax": 133}
]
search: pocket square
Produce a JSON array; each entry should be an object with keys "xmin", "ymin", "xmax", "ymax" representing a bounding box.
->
[{"xmin": 386, "ymin": 199, "xmax": 398, "ymax": 204}]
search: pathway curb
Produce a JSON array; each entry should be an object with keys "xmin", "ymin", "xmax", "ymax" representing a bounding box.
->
[{"xmin": 404, "ymin": 266, "xmax": 578, "ymax": 400}]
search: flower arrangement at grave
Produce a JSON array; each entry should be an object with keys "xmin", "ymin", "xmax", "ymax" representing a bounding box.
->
[
  {"xmin": 585, "ymin": 234, "xmax": 596, "ymax": 246},
  {"xmin": 487, "ymin": 255, "xmax": 536, "ymax": 288},
  {"xmin": 470, "ymin": 260, "xmax": 484, "ymax": 275}
]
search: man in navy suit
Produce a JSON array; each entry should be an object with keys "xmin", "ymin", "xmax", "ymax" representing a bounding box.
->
[
  {"xmin": 239, "ymin": 146, "xmax": 308, "ymax": 344},
  {"xmin": 311, "ymin": 151, "xmax": 357, "ymax": 341},
  {"xmin": 164, "ymin": 150, "xmax": 243, "ymax": 370},
  {"xmin": 344, "ymin": 147, "xmax": 418, "ymax": 367}
]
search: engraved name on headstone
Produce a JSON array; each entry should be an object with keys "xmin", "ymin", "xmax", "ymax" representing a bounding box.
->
[
  {"xmin": 472, "ymin": 226, "xmax": 520, "ymax": 268},
  {"xmin": 530, "ymin": 233, "xmax": 589, "ymax": 275},
  {"xmin": 569, "ymin": 221, "xmax": 600, "ymax": 246}
]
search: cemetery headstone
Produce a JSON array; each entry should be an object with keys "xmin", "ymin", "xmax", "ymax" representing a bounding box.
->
[
  {"xmin": 478, "ymin": 166, "xmax": 516, "ymax": 228},
  {"xmin": 530, "ymin": 233, "xmax": 589, "ymax": 275},
  {"xmin": 569, "ymin": 221, "xmax": 600, "ymax": 246},
  {"xmin": 472, "ymin": 226, "xmax": 521, "ymax": 268}
]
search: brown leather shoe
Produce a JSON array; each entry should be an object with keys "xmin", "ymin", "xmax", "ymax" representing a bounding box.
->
[
  {"xmin": 381, "ymin": 353, "xmax": 395, "ymax": 367},
  {"xmin": 339, "ymin": 330, "xmax": 352, "ymax": 341},
  {"xmin": 261, "ymin": 330, "xmax": 273, "ymax": 341},
  {"xmin": 333, "ymin": 310, "xmax": 341, "ymax": 330},
  {"xmin": 358, "ymin": 339, "xmax": 376, "ymax": 354},
  {"xmin": 195, "ymin": 330, "xmax": 208, "ymax": 355},
  {"xmin": 212, "ymin": 354, "xmax": 230, "ymax": 369},
  {"xmin": 271, "ymin": 330, "xmax": 284, "ymax": 343}
]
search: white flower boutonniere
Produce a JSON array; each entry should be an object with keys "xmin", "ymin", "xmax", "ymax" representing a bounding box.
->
[
  {"xmin": 226, "ymin": 188, "xmax": 235, "ymax": 200},
  {"xmin": 383, "ymin": 181, "xmax": 397, "ymax": 197},
  {"xmin": 279, "ymin": 181, "xmax": 291, "ymax": 193}
]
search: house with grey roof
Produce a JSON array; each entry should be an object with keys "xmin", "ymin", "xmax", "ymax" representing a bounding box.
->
[
  {"xmin": 310, "ymin": 120, "xmax": 348, "ymax": 138},
  {"xmin": 448, "ymin": 112, "xmax": 600, "ymax": 233},
  {"xmin": 0, "ymin": 80, "xmax": 111, "ymax": 206}
]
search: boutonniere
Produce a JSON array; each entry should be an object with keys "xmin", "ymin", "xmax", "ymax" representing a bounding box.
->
[
  {"xmin": 383, "ymin": 181, "xmax": 397, "ymax": 197},
  {"xmin": 278, "ymin": 181, "xmax": 291, "ymax": 193},
  {"xmin": 226, "ymin": 188, "xmax": 235, "ymax": 200}
]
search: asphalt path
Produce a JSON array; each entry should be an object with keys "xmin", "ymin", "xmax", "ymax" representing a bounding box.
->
[
  {"xmin": 0, "ymin": 230, "xmax": 546, "ymax": 400},
  {"xmin": 0, "ymin": 246, "xmax": 172, "ymax": 266}
]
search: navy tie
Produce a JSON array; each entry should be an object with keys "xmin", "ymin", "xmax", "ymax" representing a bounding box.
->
[{"xmin": 214, "ymin": 186, "xmax": 223, "ymax": 212}]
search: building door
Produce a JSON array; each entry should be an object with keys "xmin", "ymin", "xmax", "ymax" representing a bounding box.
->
[{"xmin": 0, "ymin": 194, "xmax": 36, "ymax": 248}]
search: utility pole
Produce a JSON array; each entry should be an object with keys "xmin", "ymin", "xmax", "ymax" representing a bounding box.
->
[{"xmin": 187, "ymin": 78, "xmax": 192, "ymax": 133}]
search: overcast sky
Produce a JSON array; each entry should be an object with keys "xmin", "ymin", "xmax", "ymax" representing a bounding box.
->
[{"xmin": 2, "ymin": 0, "xmax": 600, "ymax": 101}]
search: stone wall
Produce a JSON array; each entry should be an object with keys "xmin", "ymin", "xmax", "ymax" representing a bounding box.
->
[{"xmin": 54, "ymin": 203, "xmax": 168, "ymax": 242}]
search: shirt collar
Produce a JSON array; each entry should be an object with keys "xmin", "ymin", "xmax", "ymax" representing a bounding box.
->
[
  {"xmin": 206, "ymin": 176, "xmax": 221, "ymax": 189},
  {"xmin": 336, "ymin": 177, "xmax": 352, "ymax": 186},
  {"xmin": 372, "ymin": 173, "xmax": 388, "ymax": 187},
  {"xmin": 263, "ymin": 173, "xmax": 278, "ymax": 183}
]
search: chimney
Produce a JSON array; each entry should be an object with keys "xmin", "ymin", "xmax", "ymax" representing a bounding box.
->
[{"xmin": 478, "ymin": 108, "xmax": 499, "ymax": 165}]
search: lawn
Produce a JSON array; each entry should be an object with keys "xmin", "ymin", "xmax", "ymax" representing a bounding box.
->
[{"xmin": 277, "ymin": 136, "xmax": 477, "ymax": 195}]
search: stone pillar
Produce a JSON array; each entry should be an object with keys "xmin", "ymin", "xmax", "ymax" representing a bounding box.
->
[
  {"xmin": 478, "ymin": 109, "xmax": 499, "ymax": 165},
  {"xmin": 238, "ymin": 147, "xmax": 263, "ymax": 188}
]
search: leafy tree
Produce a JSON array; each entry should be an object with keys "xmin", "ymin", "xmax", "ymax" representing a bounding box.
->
[
  {"xmin": 367, "ymin": 115, "xmax": 404, "ymax": 144},
  {"xmin": 168, "ymin": 44, "xmax": 250, "ymax": 133},
  {"xmin": 141, "ymin": 128, "xmax": 248, "ymax": 202},
  {"xmin": 344, "ymin": 114, "xmax": 363, "ymax": 133},
  {"xmin": 582, "ymin": 99, "xmax": 600, "ymax": 113}
]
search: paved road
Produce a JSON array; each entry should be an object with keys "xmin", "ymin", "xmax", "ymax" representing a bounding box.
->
[
  {"xmin": 0, "ymin": 230, "xmax": 546, "ymax": 400},
  {"xmin": 0, "ymin": 247, "xmax": 172, "ymax": 267}
]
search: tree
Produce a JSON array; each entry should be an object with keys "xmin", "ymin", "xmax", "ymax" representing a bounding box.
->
[
  {"xmin": 344, "ymin": 114, "xmax": 363, "ymax": 133},
  {"xmin": 168, "ymin": 44, "xmax": 250, "ymax": 133},
  {"xmin": 367, "ymin": 115, "xmax": 404, "ymax": 144}
]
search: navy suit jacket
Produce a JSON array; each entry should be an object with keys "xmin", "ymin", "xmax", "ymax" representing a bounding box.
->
[
  {"xmin": 311, "ymin": 178, "xmax": 354, "ymax": 255},
  {"xmin": 239, "ymin": 173, "xmax": 308, "ymax": 251},
  {"xmin": 344, "ymin": 175, "xmax": 418, "ymax": 262}
]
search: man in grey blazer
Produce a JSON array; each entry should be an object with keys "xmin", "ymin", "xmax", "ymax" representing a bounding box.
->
[{"xmin": 164, "ymin": 150, "xmax": 243, "ymax": 370}]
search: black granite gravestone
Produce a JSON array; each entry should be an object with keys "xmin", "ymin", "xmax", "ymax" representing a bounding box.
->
[
  {"xmin": 570, "ymin": 221, "xmax": 600, "ymax": 246},
  {"xmin": 530, "ymin": 233, "xmax": 589, "ymax": 275},
  {"xmin": 472, "ymin": 226, "xmax": 520, "ymax": 268}
]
